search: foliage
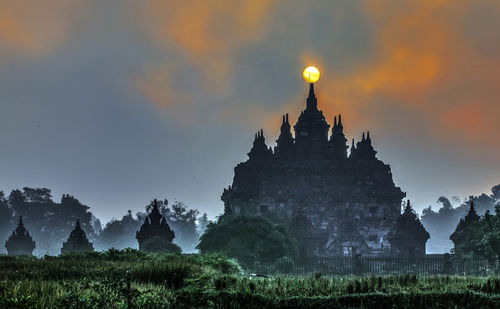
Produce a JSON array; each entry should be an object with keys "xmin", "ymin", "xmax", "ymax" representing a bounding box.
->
[
  {"xmin": 451, "ymin": 205, "xmax": 500, "ymax": 263},
  {"xmin": 1, "ymin": 188, "xmax": 208, "ymax": 255},
  {"xmin": 0, "ymin": 188, "xmax": 98, "ymax": 255},
  {"xmin": 450, "ymin": 204, "xmax": 482, "ymax": 260},
  {"xmin": 2, "ymin": 253, "xmax": 500, "ymax": 309},
  {"xmin": 476, "ymin": 207, "xmax": 500, "ymax": 262},
  {"xmin": 197, "ymin": 215, "xmax": 298, "ymax": 268},
  {"xmin": 0, "ymin": 191, "xmax": 14, "ymax": 253},
  {"xmin": 421, "ymin": 185, "xmax": 500, "ymax": 253},
  {"xmin": 95, "ymin": 211, "xmax": 143, "ymax": 251}
]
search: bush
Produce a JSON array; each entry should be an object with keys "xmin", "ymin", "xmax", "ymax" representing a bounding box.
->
[{"xmin": 197, "ymin": 215, "xmax": 298, "ymax": 268}]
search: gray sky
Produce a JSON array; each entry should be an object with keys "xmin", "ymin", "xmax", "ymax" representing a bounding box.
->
[{"xmin": 0, "ymin": 1, "xmax": 499, "ymax": 223}]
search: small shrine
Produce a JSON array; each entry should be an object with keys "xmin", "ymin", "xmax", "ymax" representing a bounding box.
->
[
  {"xmin": 136, "ymin": 199, "xmax": 178, "ymax": 252},
  {"xmin": 5, "ymin": 216, "xmax": 36, "ymax": 256},
  {"xmin": 388, "ymin": 200, "xmax": 430, "ymax": 256},
  {"xmin": 61, "ymin": 219, "xmax": 94, "ymax": 254}
]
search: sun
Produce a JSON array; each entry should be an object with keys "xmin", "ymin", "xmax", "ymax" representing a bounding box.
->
[{"xmin": 303, "ymin": 66, "xmax": 320, "ymax": 83}]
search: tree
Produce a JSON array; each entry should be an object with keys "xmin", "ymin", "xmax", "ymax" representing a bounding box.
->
[
  {"xmin": 475, "ymin": 206, "xmax": 500, "ymax": 263},
  {"xmin": 450, "ymin": 203, "xmax": 500, "ymax": 264},
  {"xmin": 197, "ymin": 213, "xmax": 209, "ymax": 235},
  {"xmin": 8, "ymin": 189, "xmax": 24, "ymax": 208},
  {"xmin": 450, "ymin": 202, "xmax": 481, "ymax": 259},
  {"xmin": 22, "ymin": 187, "xmax": 52, "ymax": 203},
  {"xmin": 0, "ymin": 192, "xmax": 14, "ymax": 253},
  {"xmin": 5, "ymin": 187, "xmax": 97, "ymax": 255},
  {"xmin": 492, "ymin": 184, "xmax": 500, "ymax": 200},
  {"xmin": 197, "ymin": 215, "xmax": 298, "ymax": 268},
  {"xmin": 95, "ymin": 210, "xmax": 142, "ymax": 251},
  {"xmin": 421, "ymin": 185, "xmax": 500, "ymax": 254}
]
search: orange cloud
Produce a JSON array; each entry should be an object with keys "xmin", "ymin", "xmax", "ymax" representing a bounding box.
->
[
  {"xmin": 135, "ymin": 68, "xmax": 193, "ymax": 109},
  {"xmin": 442, "ymin": 103, "xmax": 494, "ymax": 139},
  {"xmin": 136, "ymin": 0, "xmax": 274, "ymax": 94},
  {"xmin": 311, "ymin": 0, "xmax": 500, "ymax": 154},
  {"xmin": 0, "ymin": 1, "xmax": 87, "ymax": 55},
  {"xmin": 133, "ymin": 0, "xmax": 499, "ymax": 156}
]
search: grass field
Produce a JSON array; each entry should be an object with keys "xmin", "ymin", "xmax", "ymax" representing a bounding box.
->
[{"xmin": 1, "ymin": 250, "xmax": 500, "ymax": 308}]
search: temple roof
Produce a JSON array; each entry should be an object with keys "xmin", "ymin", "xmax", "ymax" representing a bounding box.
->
[
  {"xmin": 136, "ymin": 199, "xmax": 175, "ymax": 244},
  {"xmin": 61, "ymin": 219, "xmax": 94, "ymax": 253},
  {"xmin": 388, "ymin": 201, "xmax": 430, "ymax": 241},
  {"xmin": 248, "ymin": 129, "xmax": 273, "ymax": 160},
  {"xmin": 5, "ymin": 216, "xmax": 36, "ymax": 255}
]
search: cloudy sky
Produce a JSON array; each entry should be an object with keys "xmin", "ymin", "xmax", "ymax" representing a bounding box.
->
[{"xmin": 0, "ymin": 0, "xmax": 499, "ymax": 223}]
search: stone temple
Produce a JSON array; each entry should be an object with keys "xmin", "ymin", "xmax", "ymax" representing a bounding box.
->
[{"xmin": 222, "ymin": 83, "xmax": 417, "ymax": 257}]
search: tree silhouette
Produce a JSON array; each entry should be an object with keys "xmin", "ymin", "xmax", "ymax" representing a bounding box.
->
[
  {"xmin": 94, "ymin": 210, "xmax": 142, "ymax": 251},
  {"xmin": 2, "ymin": 187, "xmax": 97, "ymax": 255}
]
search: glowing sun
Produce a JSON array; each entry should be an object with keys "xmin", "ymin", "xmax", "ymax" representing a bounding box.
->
[{"xmin": 303, "ymin": 66, "xmax": 320, "ymax": 83}]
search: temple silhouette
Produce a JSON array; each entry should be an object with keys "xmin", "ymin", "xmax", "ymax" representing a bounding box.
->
[
  {"xmin": 61, "ymin": 219, "xmax": 94, "ymax": 254},
  {"xmin": 222, "ymin": 82, "xmax": 429, "ymax": 256},
  {"xmin": 388, "ymin": 201, "xmax": 429, "ymax": 256},
  {"xmin": 136, "ymin": 199, "xmax": 177, "ymax": 252},
  {"xmin": 5, "ymin": 216, "xmax": 36, "ymax": 256}
]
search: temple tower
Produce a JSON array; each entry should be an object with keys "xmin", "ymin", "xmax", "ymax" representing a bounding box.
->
[
  {"xmin": 61, "ymin": 219, "xmax": 94, "ymax": 254},
  {"xmin": 5, "ymin": 216, "xmax": 36, "ymax": 256},
  {"xmin": 248, "ymin": 129, "xmax": 273, "ymax": 161},
  {"xmin": 275, "ymin": 114, "xmax": 294, "ymax": 158},
  {"xmin": 388, "ymin": 201, "xmax": 430, "ymax": 256},
  {"xmin": 221, "ymin": 73, "xmax": 406, "ymax": 256},
  {"xmin": 136, "ymin": 199, "xmax": 178, "ymax": 252},
  {"xmin": 293, "ymin": 84, "xmax": 330, "ymax": 157},
  {"xmin": 329, "ymin": 114, "xmax": 348, "ymax": 159}
]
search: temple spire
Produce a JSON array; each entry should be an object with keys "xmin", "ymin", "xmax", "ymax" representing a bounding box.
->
[
  {"xmin": 5, "ymin": 216, "xmax": 36, "ymax": 256},
  {"xmin": 306, "ymin": 83, "xmax": 318, "ymax": 110},
  {"xmin": 275, "ymin": 113, "xmax": 294, "ymax": 158},
  {"xmin": 61, "ymin": 218, "xmax": 94, "ymax": 254},
  {"xmin": 405, "ymin": 200, "xmax": 412, "ymax": 212}
]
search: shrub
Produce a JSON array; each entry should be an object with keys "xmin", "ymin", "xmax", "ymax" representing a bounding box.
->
[{"xmin": 197, "ymin": 215, "xmax": 298, "ymax": 268}]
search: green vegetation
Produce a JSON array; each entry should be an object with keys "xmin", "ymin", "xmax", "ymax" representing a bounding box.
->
[
  {"xmin": 1, "ymin": 250, "xmax": 500, "ymax": 308},
  {"xmin": 197, "ymin": 215, "xmax": 298, "ymax": 268},
  {"xmin": 452, "ymin": 205, "xmax": 500, "ymax": 262}
]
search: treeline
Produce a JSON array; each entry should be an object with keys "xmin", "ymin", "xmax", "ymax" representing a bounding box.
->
[
  {"xmin": 0, "ymin": 187, "xmax": 210, "ymax": 255},
  {"xmin": 421, "ymin": 184, "xmax": 500, "ymax": 253}
]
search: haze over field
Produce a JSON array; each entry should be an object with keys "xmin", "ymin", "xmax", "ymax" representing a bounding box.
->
[{"xmin": 0, "ymin": 0, "xmax": 499, "ymax": 224}]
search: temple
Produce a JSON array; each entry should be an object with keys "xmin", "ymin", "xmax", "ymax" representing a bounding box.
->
[
  {"xmin": 61, "ymin": 219, "xmax": 94, "ymax": 254},
  {"xmin": 136, "ymin": 199, "xmax": 177, "ymax": 252},
  {"xmin": 388, "ymin": 200, "xmax": 430, "ymax": 256},
  {"xmin": 222, "ymin": 82, "xmax": 421, "ymax": 256},
  {"xmin": 5, "ymin": 216, "xmax": 36, "ymax": 256}
]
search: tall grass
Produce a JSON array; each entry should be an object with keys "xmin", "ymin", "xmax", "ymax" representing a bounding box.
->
[{"xmin": 1, "ymin": 250, "xmax": 500, "ymax": 308}]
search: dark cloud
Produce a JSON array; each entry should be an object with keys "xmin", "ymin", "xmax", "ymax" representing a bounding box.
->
[{"xmin": 0, "ymin": 0, "xmax": 499, "ymax": 223}]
